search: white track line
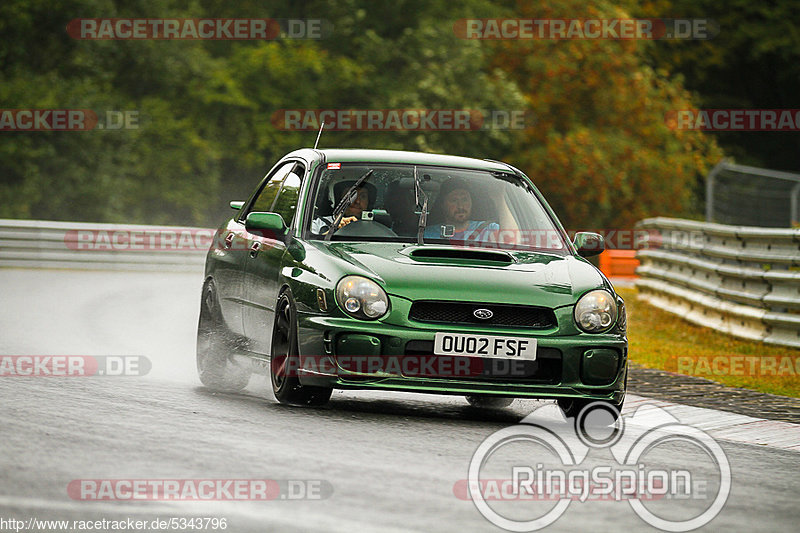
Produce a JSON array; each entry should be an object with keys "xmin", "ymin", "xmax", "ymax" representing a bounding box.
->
[{"xmin": 624, "ymin": 394, "xmax": 800, "ymax": 452}]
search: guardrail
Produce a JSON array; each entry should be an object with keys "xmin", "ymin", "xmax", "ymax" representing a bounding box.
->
[
  {"xmin": 0, "ymin": 219, "xmax": 209, "ymax": 272},
  {"xmin": 635, "ymin": 217, "xmax": 800, "ymax": 348},
  {"xmin": 4, "ymin": 217, "xmax": 797, "ymax": 347}
]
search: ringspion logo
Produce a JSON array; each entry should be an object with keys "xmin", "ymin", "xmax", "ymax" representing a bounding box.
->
[{"xmin": 462, "ymin": 403, "xmax": 730, "ymax": 531}]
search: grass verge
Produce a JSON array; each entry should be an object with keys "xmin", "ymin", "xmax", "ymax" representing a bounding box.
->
[{"xmin": 617, "ymin": 286, "xmax": 800, "ymax": 398}]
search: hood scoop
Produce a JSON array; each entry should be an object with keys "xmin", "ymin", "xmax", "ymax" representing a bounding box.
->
[{"xmin": 408, "ymin": 247, "xmax": 514, "ymax": 265}]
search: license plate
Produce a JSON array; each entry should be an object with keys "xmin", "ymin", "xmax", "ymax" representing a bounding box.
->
[{"xmin": 433, "ymin": 333, "xmax": 537, "ymax": 360}]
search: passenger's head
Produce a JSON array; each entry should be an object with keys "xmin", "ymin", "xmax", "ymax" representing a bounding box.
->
[{"xmin": 438, "ymin": 177, "xmax": 472, "ymax": 225}]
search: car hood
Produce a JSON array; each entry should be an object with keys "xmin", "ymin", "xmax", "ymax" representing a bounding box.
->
[{"xmin": 310, "ymin": 241, "xmax": 607, "ymax": 308}]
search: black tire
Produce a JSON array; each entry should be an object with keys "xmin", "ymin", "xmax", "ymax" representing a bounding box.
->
[
  {"xmin": 270, "ymin": 291, "xmax": 332, "ymax": 406},
  {"xmin": 465, "ymin": 395, "xmax": 515, "ymax": 409},
  {"xmin": 559, "ymin": 365, "xmax": 627, "ymax": 421},
  {"xmin": 196, "ymin": 281, "xmax": 251, "ymax": 392},
  {"xmin": 557, "ymin": 397, "xmax": 624, "ymax": 421}
]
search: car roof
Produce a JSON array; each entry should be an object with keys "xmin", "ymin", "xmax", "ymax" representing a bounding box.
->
[{"xmin": 283, "ymin": 148, "xmax": 516, "ymax": 173}]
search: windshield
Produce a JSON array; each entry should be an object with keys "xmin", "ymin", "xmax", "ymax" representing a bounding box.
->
[{"xmin": 305, "ymin": 164, "xmax": 568, "ymax": 254}]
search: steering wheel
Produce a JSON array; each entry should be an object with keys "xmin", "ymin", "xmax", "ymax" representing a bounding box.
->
[{"xmin": 334, "ymin": 219, "xmax": 398, "ymax": 238}]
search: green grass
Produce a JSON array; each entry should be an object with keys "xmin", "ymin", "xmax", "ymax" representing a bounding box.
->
[{"xmin": 618, "ymin": 287, "xmax": 800, "ymax": 398}]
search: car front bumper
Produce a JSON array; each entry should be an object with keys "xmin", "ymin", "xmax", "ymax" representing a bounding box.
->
[{"xmin": 295, "ymin": 314, "xmax": 627, "ymax": 404}]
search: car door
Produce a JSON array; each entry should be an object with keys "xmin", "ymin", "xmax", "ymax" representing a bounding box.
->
[
  {"xmin": 212, "ymin": 217, "xmax": 249, "ymax": 337},
  {"xmin": 241, "ymin": 161, "xmax": 304, "ymax": 354},
  {"xmin": 215, "ymin": 162, "xmax": 293, "ymax": 337}
]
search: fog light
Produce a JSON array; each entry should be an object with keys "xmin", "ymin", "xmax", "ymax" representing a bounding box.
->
[{"xmin": 581, "ymin": 348, "xmax": 620, "ymax": 385}]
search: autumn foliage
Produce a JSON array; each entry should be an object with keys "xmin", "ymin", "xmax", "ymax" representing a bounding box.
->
[
  {"xmin": 493, "ymin": 0, "xmax": 722, "ymax": 229},
  {"xmin": 0, "ymin": 0, "xmax": 722, "ymax": 229}
]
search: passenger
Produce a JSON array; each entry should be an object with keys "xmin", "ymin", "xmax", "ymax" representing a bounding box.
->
[{"xmin": 424, "ymin": 177, "xmax": 499, "ymax": 241}]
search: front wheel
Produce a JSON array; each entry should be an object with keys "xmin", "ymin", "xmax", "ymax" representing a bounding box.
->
[
  {"xmin": 270, "ymin": 291, "xmax": 332, "ymax": 406},
  {"xmin": 560, "ymin": 365, "xmax": 626, "ymax": 420},
  {"xmin": 196, "ymin": 281, "xmax": 251, "ymax": 392},
  {"xmin": 465, "ymin": 395, "xmax": 515, "ymax": 409},
  {"xmin": 557, "ymin": 397, "xmax": 623, "ymax": 421}
]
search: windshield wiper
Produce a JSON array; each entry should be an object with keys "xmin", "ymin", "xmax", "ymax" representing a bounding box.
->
[
  {"xmin": 414, "ymin": 166, "xmax": 429, "ymax": 245},
  {"xmin": 324, "ymin": 169, "xmax": 374, "ymax": 241}
]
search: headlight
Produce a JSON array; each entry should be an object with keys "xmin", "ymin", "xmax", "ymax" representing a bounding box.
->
[
  {"xmin": 336, "ymin": 276, "xmax": 389, "ymax": 320},
  {"xmin": 574, "ymin": 289, "xmax": 618, "ymax": 333}
]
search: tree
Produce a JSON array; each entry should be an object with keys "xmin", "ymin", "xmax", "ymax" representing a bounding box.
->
[
  {"xmin": 633, "ymin": 0, "xmax": 800, "ymax": 171},
  {"xmin": 490, "ymin": 0, "xmax": 721, "ymax": 229},
  {"xmin": 0, "ymin": 0, "xmax": 723, "ymax": 231}
]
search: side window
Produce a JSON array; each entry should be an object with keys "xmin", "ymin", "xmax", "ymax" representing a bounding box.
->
[
  {"xmin": 272, "ymin": 166, "xmax": 304, "ymax": 226},
  {"xmin": 245, "ymin": 162, "xmax": 295, "ymax": 217}
]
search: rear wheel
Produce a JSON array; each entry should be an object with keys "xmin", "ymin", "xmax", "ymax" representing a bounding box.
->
[
  {"xmin": 465, "ymin": 395, "xmax": 514, "ymax": 409},
  {"xmin": 270, "ymin": 291, "xmax": 332, "ymax": 406},
  {"xmin": 196, "ymin": 281, "xmax": 251, "ymax": 391}
]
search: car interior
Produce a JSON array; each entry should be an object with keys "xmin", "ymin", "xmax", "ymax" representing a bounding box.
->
[{"xmin": 310, "ymin": 170, "xmax": 506, "ymax": 240}]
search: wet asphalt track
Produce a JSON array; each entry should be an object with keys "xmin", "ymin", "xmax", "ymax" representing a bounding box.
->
[{"xmin": 1, "ymin": 269, "xmax": 798, "ymax": 532}]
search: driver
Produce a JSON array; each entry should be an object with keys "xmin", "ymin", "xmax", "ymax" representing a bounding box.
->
[
  {"xmin": 311, "ymin": 182, "xmax": 374, "ymax": 234},
  {"xmin": 424, "ymin": 177, "xmax": 499, "ymax": 240}
]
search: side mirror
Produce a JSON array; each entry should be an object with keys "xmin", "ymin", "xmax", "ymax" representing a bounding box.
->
[
  {"xmin": 287, "ymin": 237, "xmax": 306, "ymax": 262},
  {"xmin": 230, "ymin": 200, "xmax": 245, "ymax": 211},
  {"xmin": 573, "ymin": 232, "xmax": 604, "ymax": 257},
  {"xmin": 245, "ymin": 212, "xmax": 286, "ymax": 233}
]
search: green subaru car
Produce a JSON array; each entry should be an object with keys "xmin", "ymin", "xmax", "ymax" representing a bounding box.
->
[{"xmin": 196, "ymin": 148, "xmax": 627, "ymax": 414}]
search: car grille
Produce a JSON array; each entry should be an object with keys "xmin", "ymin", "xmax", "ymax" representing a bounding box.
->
[
  {"xmin": 408, "ymin": 301, "xmax": 557, "ymax": 329},
  {"xmin": 404, "ymin": 341, "xmax": 561, "ymax": 383}
]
